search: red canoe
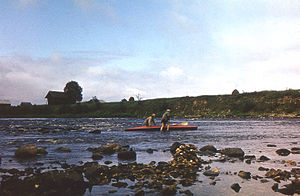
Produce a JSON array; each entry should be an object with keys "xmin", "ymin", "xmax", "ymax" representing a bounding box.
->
[{"xmin": 125, "ymin": 125, "xmax": 197, "ymax": 131}]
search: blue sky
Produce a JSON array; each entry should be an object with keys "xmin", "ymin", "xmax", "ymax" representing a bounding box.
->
[{"xmin": 1, "ymin": 0, "xmax": 300, "ymax": 105}]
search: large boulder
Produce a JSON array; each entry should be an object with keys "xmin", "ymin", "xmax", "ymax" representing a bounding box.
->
[
  {"xmin": 15, "ymin": 145, "xmax": 47, "ymax": 159},
  {"xmin": 170, "ymin": 142, "xmax": 183, "ymax": 155},
  {"xmin": 117, "ymin": 150, "xmax": 136, "ymax": 160},
  {"xmin": 221, "ymin": 148, "xmax": 244, "ymax": 158}
]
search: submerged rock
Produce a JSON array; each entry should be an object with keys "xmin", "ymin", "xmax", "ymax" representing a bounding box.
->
[
  {"xmin": 91, "ymin": 143, "xmax": 124, "ymax": 155},
  {"xmin": 91, "ymin": 152, "xmax": 103, "ymax": 160},
  {"xmin": 221, "ymin": 148, "xmax": 244, "ymax": 158},
  {"xmin": 135, "ymin": 189, "xmax": 145, "ymax": 196},
  {"xmin": 56, "ymin": 147, "xmax": 71, "ymax": 152},
  {"xmin": 146, "ymin": 148, "xmax": 154, "ymax": 153},
  {"xmin": 276, "ymin": 149, "xmax": 290, "ymax": 156}
]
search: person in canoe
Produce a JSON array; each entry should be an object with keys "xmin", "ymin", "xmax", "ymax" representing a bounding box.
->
[
  {"xmin": 160, "ymin": 109, "xmax": 171, "ymax": 132},
  {"xmin": 144, "ymin": 113, "xmax": 156, "ymax": 127}
]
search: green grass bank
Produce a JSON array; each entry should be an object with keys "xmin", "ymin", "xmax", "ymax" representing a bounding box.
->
[{"xmin": 1, "ymin": 89, "xmax": 300, "ymax": 118}]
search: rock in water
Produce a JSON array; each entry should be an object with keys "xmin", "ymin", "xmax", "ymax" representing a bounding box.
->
[
  {"xmin": 238, "ymin": 171, "xmax": 251, "ymax": 179},
  {"xmin": 88, "ymin": 129, "xmax": 101, "ymax": 134},
  {"xmin": 146, "ymin": 148, "xmax": 154, "ymax": 153},
  {"xmin": 15, "ymin": 145, "xmax": 47, "ymax": 158},
  {"xmin": 135, "ymin": 189, "xmax": 145, "ymax": 196},
  {"xmin": 200, "ymin": 145, "xmax": 218, "ymax": 153},
  {"xmin": 91, "ymin": 152, "xmax": 103, "ymax": 160},
  {"xmin": 170, "ymin": 142, "xmax": 183, "ymax": 154},
  {"xmin": 258, "ymin": 155, "xmax": 270, "ymax": 161},
  {"xmin": 231, "ymin": 183, "xmax": 241, "ymax": 192},
  {"xmin": 203, "ymin": 168, "xmax": 220, "ymax": 176},
  {"xmin": 56, "ymin": 147, "xmax": 71, "ymax": 152},
  {"xmin": 221, "ymin": 148, "xmax": 244, "ymax": 158},
  {"xmin": 276, "ymin": 149, "xmax": 290, "ymax": 156},
  {"xmin": 117, "ymin": 150, "xmax": 136, "ymax": 160}
]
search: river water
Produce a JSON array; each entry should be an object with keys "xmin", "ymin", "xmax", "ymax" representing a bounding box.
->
[{"xmin": 0, "ymin": 118, "xmax": 299, "ymax": 195}]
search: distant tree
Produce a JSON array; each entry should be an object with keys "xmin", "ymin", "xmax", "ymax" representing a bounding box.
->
[
  {"xmin": 129, "ymin": 97, "xmax": 135, "ymax": 102},
  {"xmin": 232, "ymin": 89, "xmax": 240, "ymax": 95},
  {"xmin": 136, "ymin": 94, "xmax": 143, "ymax": 102},
  {"xmin": 121, "ymin": 98, "xmax": 127, "ymax": 103},
  {"xmin": 64, "ymin": 81, "xmax": 83, "ymax": 104}
]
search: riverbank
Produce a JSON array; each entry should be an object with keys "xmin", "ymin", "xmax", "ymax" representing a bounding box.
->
[{"xmin": 1, "ymin": 89, "xmax": 300, "ymax": 118}]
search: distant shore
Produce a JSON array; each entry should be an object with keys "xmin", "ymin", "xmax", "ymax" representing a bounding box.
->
[{"xmin": 1, "ymin": 89, "xmax": 300, "ymax": 118}]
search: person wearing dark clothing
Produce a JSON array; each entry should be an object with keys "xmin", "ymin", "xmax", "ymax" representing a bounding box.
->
[
  {"xmin": 160, "ymin": 109, "xmax": 171, "ymax": 132},
  {"xmin": 144, "ymin": 113, "xmax": 156, "ymax": 126}
]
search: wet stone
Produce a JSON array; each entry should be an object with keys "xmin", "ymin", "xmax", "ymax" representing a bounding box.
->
[
  {"xmin": 238, "ymin": 171, "xmax": 251, "ymax": 179},
  {"xmin": 276, "ymin": 149, "xmax": 290, "ymax": 156},
  {"xmin": 221, "ymin": 148, "xmax": 244, "ymax": 158},
  {"xmin": 104, "ymin": 160, "xmax": 112, "ymax": 165},
  {"xmin": 267, "ymin": 144, "xmax": 277, "ymax": 147},
  {"xmin": 15, "ymin": 145, "xmax": 47, "ymax": 159},
  {"xmin": 135, "ymin": 189, "xmax": 145, "ymax": 196},
  {"xmin": 92, "ymin": 152, "xmax": 103, "ymax": 160},
  {"xmin": 291, "ymin": 147, "xmax": 300, "ymax": 154},
  {"xmin": 258, "ymin": 155, "xmax": 270, "ymax": 161},
  {"xmin": 199, "ymin": 145, "xmax": 218, "ymax": 155},
  {"xmin": 244, "ymin": 155, "xmax": 256, "ymax": 160},
  {"xmin": 56, "ymin": 147, "xmax": 71, "ymax": 152},
  {"xmin": 231, "ymin": 183, "xmax": 241, "ymax": 193},
  {"xmin": 258, "ymin": 167, "xmax": 269, "ymax": 171},
  {"xmin": 117, "ymin": 150, "xmax": 136, "ymax": 160},
  {"xmin": 203, "ymin": 168, "xmax": 219, "ymax": 176},
  {"xmin": 146, "ymin": 148, "xmax": 154, "ymax": 154},
  {"xmin": 179, "ymin": 190, "xmax": 193, "ymax": 196},
  {"xmin": 245, "ymin": 159, "xmax": 251, "ymax": 164},
  {"xmin": 88, "ymin": 129, "xmax": 101, "ymax": 134},
  {"xmin": 112, "ymin": 182, "xmax": 128, "ymax": 188}
]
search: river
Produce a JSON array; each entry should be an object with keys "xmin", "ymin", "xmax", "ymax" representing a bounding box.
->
[{"xmin": 0, "ymin": 118, "xmax": 299, "ymax": 195}]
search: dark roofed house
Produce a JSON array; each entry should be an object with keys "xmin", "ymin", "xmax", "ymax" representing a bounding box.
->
[
  {"xmin": 20, "ymin": 102, "xmax": 32, "ymax": 107},
  {"xmin": 0, "ymin": 100, "xmax": 11, "ymax": 108},
  {"xmin": 45, "ymin": 91, "xmax": 72, "ymax": 105}
]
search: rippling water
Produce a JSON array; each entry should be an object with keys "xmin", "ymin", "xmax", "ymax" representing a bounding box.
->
[{"xmin": 0, "ymin": 118, "xmax": 299, "ymax": 195}]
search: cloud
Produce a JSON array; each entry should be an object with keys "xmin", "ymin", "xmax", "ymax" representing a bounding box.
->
[
  {"xmin": 87, "ymin": 66, "xmax": 104, "ymax": 76},
  {"xmin": 159, "ymin": 66, "xmax": 183, "ymax": 79}
]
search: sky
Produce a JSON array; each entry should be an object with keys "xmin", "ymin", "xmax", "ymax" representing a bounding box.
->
[{"xmin": 1, "ymin": 0, "xmax": 300, "ymax": 105}]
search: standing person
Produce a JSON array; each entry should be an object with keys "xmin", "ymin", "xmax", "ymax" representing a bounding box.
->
[
  {"xmin": 160, "ymin": 109, "xmax": 171, "ymax": 132},
  {"xmin": 144, "ymin": 113, "xmax": 156, "ymax": 127}
]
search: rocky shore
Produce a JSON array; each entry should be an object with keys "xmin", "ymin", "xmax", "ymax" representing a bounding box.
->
[{"xmin": 0, "ymin": 142, "xmax": 299, "ymax": 196}]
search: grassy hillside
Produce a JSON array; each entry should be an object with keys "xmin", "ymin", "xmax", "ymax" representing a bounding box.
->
[{"xmin": 1, "ymin": 89, "xmax": 300, "ymax": 118}]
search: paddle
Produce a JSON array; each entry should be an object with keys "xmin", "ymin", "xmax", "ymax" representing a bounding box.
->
[
  {"xmin": 171, "ymin": 121, "xmax": 188, "ymax": 126},
  {"xmin": 180, "ymin": 122, "xmax": 188, "ymax": 125}
]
